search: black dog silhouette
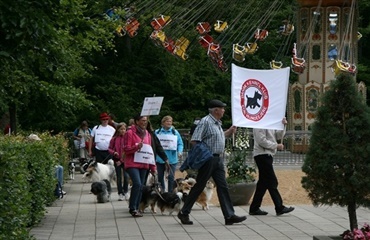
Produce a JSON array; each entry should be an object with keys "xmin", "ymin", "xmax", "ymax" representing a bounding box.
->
[{"xmin": 246, "ymin": 91, "xmax": 262, "ymax": 109}]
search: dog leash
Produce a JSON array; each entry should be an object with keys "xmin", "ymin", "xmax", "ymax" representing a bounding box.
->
[
  {"xmin": 102, "ymin": 154, "xmax": 113, "ymax": 164},
  {"xmin": 151, "ymin": 173, "xmax": 169, "ymax": 203}
]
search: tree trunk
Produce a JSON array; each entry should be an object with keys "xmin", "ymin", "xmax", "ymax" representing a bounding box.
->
[
  {"xmin": 348, "ymin": 201, "xmax": 358, "ymax": 231},
  {"xmin": 9, "ymin": 103, "xmax": 17, "ymax": 135}
]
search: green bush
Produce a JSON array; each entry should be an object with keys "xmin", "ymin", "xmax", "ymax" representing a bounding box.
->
[{"xmin": 0, "ymin": 133, "xmax": 69, "ymax": 239}]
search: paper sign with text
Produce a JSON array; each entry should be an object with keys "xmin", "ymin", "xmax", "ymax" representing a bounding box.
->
[
  {"xmin": 134, "ymin": 144, "xmax": 155, "ymax": 165},
  {"xmin": 140, "ymin": 97, "xmax": 164, "ymax": 116}
]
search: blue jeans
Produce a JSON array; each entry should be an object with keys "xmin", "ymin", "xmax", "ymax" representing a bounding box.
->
[
  {"xmin": 115, "ymin": 163, "xmax": 129, "ymax": 194},
  {"xmin": 157, "ymin": 163, "xmax": 177, "ymax": 192},
  {"xmin": 181, "ymin": 156, "xmax": 235, "ymax": 218},
  {"xmin": 126, "ymin": 168, "xmax": 147, "ymax": 211},
  {"xmin": 55, "ymin": 165, "xmax": 64, "ymax": 187}
]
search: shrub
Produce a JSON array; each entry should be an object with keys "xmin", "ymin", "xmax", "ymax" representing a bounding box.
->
[{"xmin": 0, "ymin": 133, "xmax": 69, "ymax": 239}]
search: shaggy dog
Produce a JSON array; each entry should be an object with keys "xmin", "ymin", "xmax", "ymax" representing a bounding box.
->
[
  {"xmin": 91, "ymin": 179, "xmax": 111, "ymax": 203},
  {"xmin": 68, "ymin": 162, "xmax": 75, "ymax": 180},
  {"xmin": 139, "ymin": 173, "xmax": 163, "ymax": 213},
  {"xmin": 82, "ymin": 159, "xmax": 116, "ymax": 185},
  {"xmin": 196, "ymin": 180, "xmax": 215, "ymax": 210},
  {"xmin": 139, "ymin": 182, "xmax": 162, "ymax": 213},
  {"xmin": 156, "ymin": 192, "xmax": 184, "ymax": 215}
]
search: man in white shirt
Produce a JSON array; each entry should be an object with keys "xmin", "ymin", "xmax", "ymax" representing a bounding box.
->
[{"xmin": 88, "ymin": 112, "xmax": 116, "ymax": 163}]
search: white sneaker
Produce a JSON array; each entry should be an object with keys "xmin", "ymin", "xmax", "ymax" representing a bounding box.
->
[
  {"xmin": 124, "ymin": 192, "xmax": 130, "ymax": 201},
  {"xmin": 62, "ymin": 191, "xmax": 67, "ymax": 195},
  {"xmin": 118, "ymin": 193, "xmax": 124, "ymax": 201}
]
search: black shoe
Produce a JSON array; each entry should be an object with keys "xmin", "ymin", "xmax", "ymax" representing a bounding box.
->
[
  {"xmin": 276, "ymin": 206, "xmax": 295, "ymax": 216},
  {"xmin": 178, "ymin": 212, "xmax": 193, "ymax": 225},
  {"xmin": 249, "ymin": 209, "xmax": 268, "ymax": 216},
  {"xmin": 225, "ymin": 215, "xmax": 247, "ymax": 225}
]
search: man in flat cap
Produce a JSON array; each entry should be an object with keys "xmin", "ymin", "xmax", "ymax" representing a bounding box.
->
[{"xmin": 178, "ymin": 99, "xmax": 247, "ymax": 226}]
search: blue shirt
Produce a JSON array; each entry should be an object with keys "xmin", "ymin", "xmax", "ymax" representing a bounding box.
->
[{"xmin": 155, "ymin": 127, "xmax": 184, "ymax": 164}]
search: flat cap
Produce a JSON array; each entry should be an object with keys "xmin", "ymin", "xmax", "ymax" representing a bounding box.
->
[{"xmin": 208, "ymin": 99, "xmax": 227, "ymax": 108}]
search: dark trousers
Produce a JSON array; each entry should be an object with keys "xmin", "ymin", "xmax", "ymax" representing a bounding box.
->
[
  {"xmin": 249, "ymin": 154, "xmax": 284, "ymax": 213},
  {"xmin": 156, "ymin": 163, "xmax": 176, "ymax": 192},
  {"xmin": 181, "ymin": 156, "xmax": 235, "ymax": 218},
  {"xmin": 115, "ymin": 163, "xmax": 129, "ymax": 194},
  {"xmin": 93, "ymin": 148, "xmax": 111, "ymax": 164}
]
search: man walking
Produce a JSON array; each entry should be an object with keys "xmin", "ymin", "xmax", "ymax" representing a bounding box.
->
[{"xmin": 177, "ymin": 99, "xmax": 247, "ymax": 225}]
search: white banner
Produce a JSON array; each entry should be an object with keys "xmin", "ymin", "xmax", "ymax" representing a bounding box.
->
[
  {"xmin": 231, "ymin": 64, "xmax": 290, "ymax": 130},
  {"xmin": 134, "ymin": 144, "xmax": 155, "ymax": 165}
]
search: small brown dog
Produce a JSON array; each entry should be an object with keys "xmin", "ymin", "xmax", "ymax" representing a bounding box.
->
[
  {"xmin": 174, "ymin": 178, "xmax": 196, "ymax": 195},
  {"xmin": 196, "ymin": 180, "xmax": 215, "ymax": 210}
]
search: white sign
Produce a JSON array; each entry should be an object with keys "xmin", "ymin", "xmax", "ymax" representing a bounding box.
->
[
  {"xmin": 140, "ymin": 97, "xmax": 164, "ymax": 116},
  {"xmin": 231, "ymin": 64, "xmax": 290, "ymax": 130},
  {"xmin": 157, "ymin": 134, "xmax": 178, "ymax": 150},
  {"xmin": 134, "ymin": 144, "xmax": 155, "ymax": 164}
]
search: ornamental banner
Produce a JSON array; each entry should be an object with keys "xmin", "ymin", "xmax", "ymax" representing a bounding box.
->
[{"xmin": 231, "ymin": 64, "xmax": 290, "ymax": 130}]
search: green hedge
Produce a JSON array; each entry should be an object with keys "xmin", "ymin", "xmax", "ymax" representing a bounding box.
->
[{"xmin": 0, "ymin": 133, "xmax": 69, "ymax": 240}]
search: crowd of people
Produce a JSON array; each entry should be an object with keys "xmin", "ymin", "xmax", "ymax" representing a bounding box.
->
[
  {"xmin": 70, "ymin": 99, "xmax": 293, "ymax": 224},
  {"xmin": 72, "ymin": 112, "xmax": 183, "ymax": 211}
]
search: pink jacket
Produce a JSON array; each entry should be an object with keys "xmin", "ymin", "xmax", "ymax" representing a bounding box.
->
[
  {"xmin": 123, "ymin": 125, "xmax": 156, "ymax": 172},
  {"xmin": 108, "ymin": 135, "xmax": 125, "ymax": 163}
]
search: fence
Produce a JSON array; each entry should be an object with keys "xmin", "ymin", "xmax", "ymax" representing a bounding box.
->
[
  {"xmin": 177, "ymin": 129, "xmax": 311, "ymax": 167},
  {"xmin": 66, "ymin": 129, "xmax": 311, "ymax": 168}
]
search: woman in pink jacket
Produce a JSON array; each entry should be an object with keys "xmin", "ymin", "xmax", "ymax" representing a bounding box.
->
[{"xmin": 123, "ymin": 115, "xmax": 156, "ymax": 217}]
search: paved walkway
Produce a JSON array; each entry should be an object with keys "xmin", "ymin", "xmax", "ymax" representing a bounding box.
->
[{"xmin": 30, "ymin": 173, "xmax": 370, "ymax": 240}]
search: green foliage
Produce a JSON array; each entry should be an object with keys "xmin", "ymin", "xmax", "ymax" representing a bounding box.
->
[
  {"xmin": 0, "ymin": 134, "xmax": 69, "ymax": 239},
  {"xmin": 301, "ymin": 73, "xmax": 370, "ymax": 230},
  {"xmin": 226, "ymin": 149, "xmax": 256, "ymax": 184},
  {"xmin": 0, "ymin": 137, "xmax": 33, "ymax": 240},
  {"xmin": 1, "ymin": 0, "xmax": 370, "ymax": 134},
  {"xmin": 226, "ymin": 128, "xmax": 256, "ymax": 184},
  {"xmin": 0, "ymin": 0, "xmax": 113, "ymax": 131}
]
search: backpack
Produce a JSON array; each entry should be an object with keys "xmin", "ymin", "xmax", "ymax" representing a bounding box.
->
[
  {"xmin": 155, "ymin": 128, "xmax": 176, "ymax": 135},
  {"xmin": 54, "ymin": 182, "xmax": 64, "ymax": 199}
]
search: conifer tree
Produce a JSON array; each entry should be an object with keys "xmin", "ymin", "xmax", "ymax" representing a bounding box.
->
[{"xmin": 302, "ymin": 73, "xmax": 370, "ymax": 231}]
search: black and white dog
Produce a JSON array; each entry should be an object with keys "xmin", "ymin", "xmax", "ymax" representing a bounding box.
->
[
  {"xmin": 82, "ymin": 159, "xmax": 116, "ymax": 185},
  {"xmin": 156, "ymin": 192, "xmax": 184, "ymax": 215},
  {"xmin": 139, "ymin": 182, "xmax": 162, "ymax": 213},
  {"xmin": 91, "ymin": 179, "xmax": 112, "ymax": 203},
  {"xmin": 68, "ymin": 162, "xmax": 75, "ymax": 180}
]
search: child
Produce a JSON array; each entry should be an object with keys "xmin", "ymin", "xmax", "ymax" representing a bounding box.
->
[{"xmin": 108, "ymin": 123, "xmax": 130, "ymax": 201}]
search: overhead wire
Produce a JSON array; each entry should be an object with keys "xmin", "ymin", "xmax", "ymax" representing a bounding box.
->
[
  {"xmin": 273, "ymin": 7, "xmax": 297, "ymax": 63},
  {"xmin": 299, "ymin": 0, "xmax": 322, "ymax": 60},
  {"xmin": 217, "ymin": 0, "xmax": 259, "ymax": 61},
  {"xmin": 339, "ymin": 0, "xmax": 356, "ymax": 62}
]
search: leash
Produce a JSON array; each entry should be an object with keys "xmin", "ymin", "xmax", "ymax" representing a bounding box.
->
[
  {"xmin": 101, "ymin": 153, "xmax": 113, "ymax": 164},
  {"xmin": 165, "ymin": 161, "xmax": 174, "ymax": 180},
  {"xmin": 151, "ymin": 172, "xmax": 168, "ymax": 203}
]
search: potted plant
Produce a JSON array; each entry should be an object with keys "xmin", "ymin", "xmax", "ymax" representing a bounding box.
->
[{"xmin": 226, "ymin": 128, "xmax": 257, "ymax": 206}]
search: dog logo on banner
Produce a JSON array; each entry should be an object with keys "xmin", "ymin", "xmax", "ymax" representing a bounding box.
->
[
  {"xmin": 231, "ymin": 63, "xmax": 290, "ymax": 130},
  {"xmin": 241, "ymin": 79, "xmax": 269, "ymax": 121}
]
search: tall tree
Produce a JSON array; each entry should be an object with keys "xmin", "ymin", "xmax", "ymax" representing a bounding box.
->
[
  {"xmin": 0, "ymin": 0, "xmax": 115, "ymax": 132},
  {"xmin": 302, "ymin": 73, "xmax": 370, "ymax": 231}
]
